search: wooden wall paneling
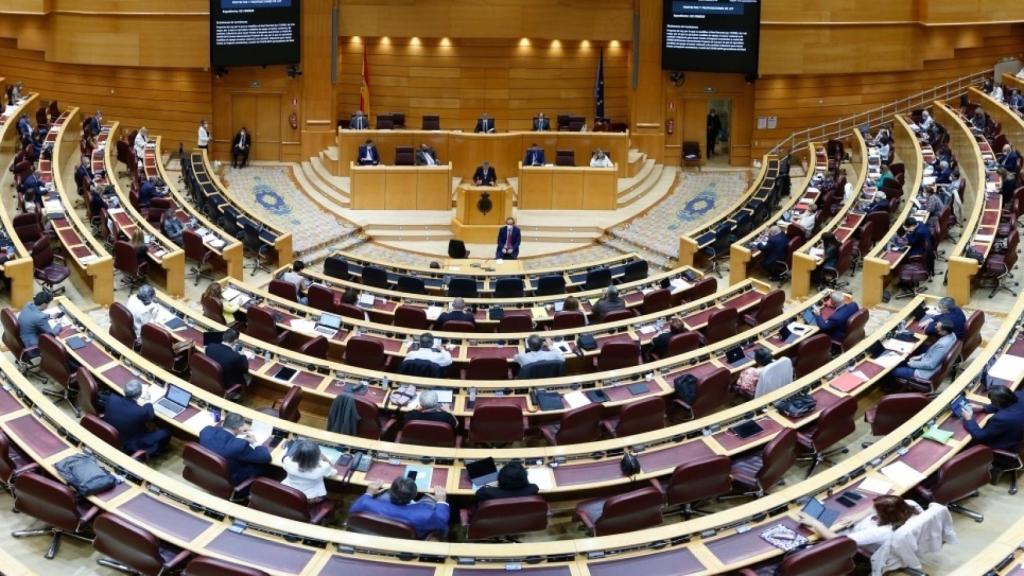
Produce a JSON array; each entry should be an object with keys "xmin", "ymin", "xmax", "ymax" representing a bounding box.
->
[
  {"xmin": 662, "ymin": 72, "xmax": 755, "ymax": 166},
  {"xmin": 630, "ymin": 0, "xmax": 664, "ymax": 162},
  {"xmin": 761, "ymin": 0, "xmax": 917, "ymax": 23},
  {"xmin": 920, "ymin": 0, "xmax": 1024, "ymax": 24},
  {"xmin": 255, "ymin": 94, "xmax": 282, "ymax": 161},
  {"xmin": 300, "ymin": 0, "xmax": 337, "ymax": 159},
  {"xmin": 212, "ymin": 67, "xmax": 301, "ymax": 162}
]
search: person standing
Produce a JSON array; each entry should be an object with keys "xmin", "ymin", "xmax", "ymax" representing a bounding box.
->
[
  {"xmin": 706, "ymin": 109, "xmax": 722, "ymax": 159},
  {"xmin": 197, "ymin": 119, "xmax": 211, "ymax": 150}
]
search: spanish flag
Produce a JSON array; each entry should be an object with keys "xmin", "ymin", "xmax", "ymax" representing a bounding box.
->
[{"xmin": 359, "ymin": 50, "xmax": 371, "ymax": 117}]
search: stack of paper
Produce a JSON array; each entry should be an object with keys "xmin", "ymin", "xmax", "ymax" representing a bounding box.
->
[
  {"xmin": 883, "ymin": 339, "xmax": 916, "ymax": 355},
  {"xmin": 289, "ymin": 319, "xmax": 317, "ymax": 334},
  {"xmin": 425, "ymin": 306, "xmax": 443, "ymax": 321},
  {"xmin": 182, "ymin": 410, "xmax": 216, "ymax": 434},
  {"xmin": 248, "ymin": 420, "xmax": 274, "ymax": 447},
  {"xmin": 880, "ymin": 460, "xmax": 925, "ymax": 487},
  {"xmin": 989, "ymin": 355, "xmax": 1024, "ymax": 382},
  {"xmin": 562, "ymin": 390, "xmax": 591, "ymax": 409},
  {"xmin": 872, "ymin": 351, "xmax": 904, "ymax": 368},
  {"xmin": 857, "ymin": 476, "xmax": 893, "ymax": 495},
  {"xmin": 669, "ymin": 278, "xmax": 692, "ymax": 293},
  {"xmin": 527, "ymin": 467, "xmax": 555, "ymax": 490}
]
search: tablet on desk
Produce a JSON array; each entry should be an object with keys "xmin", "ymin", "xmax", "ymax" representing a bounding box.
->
[
  {"xmin": 274, "ymin": 366, "xmax": 298, "ymax": 382},
  {"xmin": 803, "ymin": 310, "xmax": 816, "ymax": 324},
  {"xmin": 802, "ymin": 497, "xmax": 840, "ymax": 528},
  {"xmin": 729, "ymin": 420, "xmax": 764, "ymax": 439}
]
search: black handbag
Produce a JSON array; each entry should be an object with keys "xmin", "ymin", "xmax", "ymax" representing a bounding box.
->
[
  {"xmin": 776, "ymin": 393, "xmax": 817, "ymax": 419},
  {"xmin": 620, "ymin": 452, "xmax": 641, "ymax": 477},
  {"xmin": 55, "ymin": 454, "xmax": 116, "ymax": 496}
]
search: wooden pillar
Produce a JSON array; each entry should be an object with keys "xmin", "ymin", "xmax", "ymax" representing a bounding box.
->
[
  {"xmin": 630, "ymin": 0, "xmax": 666, "ymax": 162},
  {"xmin": 300, "ymin": 0, "xmax": 339, "ymax": 159}
]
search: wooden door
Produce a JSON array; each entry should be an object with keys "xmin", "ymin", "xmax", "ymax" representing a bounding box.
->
[{"xmin": 255, "ymin": 94, "xmax": 281, "ymax": 161}]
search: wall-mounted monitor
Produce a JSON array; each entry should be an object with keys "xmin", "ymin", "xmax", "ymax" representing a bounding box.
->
[
  {"xmin": 211, "ymin": 0, "xmax": 301, "ymax": 68},
  {"xmin": 661, "ymin": 0, "xmax": 760, "ymax": 75}
]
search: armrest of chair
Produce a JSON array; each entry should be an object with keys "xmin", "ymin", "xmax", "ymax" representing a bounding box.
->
[
  {"xmin": 231, "ymin": 477, "xmax": 257, "ymax": 501},
  {"xmin": 224, "ymin": 383, "xmax": 243, "ymax": 401},
  {"xmin": 379, "ymin": 417, "xmax": 398, "ymax": 441},
  {"xmin": 459, "ymin": 507, "xmax": 473, "ymax": 529},
  {"xmin": 130, "ymin": 449, "xmax": 148, "ymax": 462},
  {"xmin": 736, "ymin": 570, "xmax": 758, "ymax": 576},
  {"xmin": 649, "ymin": 477, "xmax": 664, "ymax": 495},
  {"xmin": 163, "ymin": 549, "xmax": 193, "ymax": 572},
  {"xmin": 79, "ymin": 504, "xmax": 100, "ymax": 525},
  {"xmin": 52, "ymin": 253, "xmax": 67, "ymax": 265},
  {"xmin": 600, "ymin": 417, "xmax": 619, "ymax": 437},
  {"xmin": 12, "ymin": 462, "xmax": 40, "ymax": 478}
]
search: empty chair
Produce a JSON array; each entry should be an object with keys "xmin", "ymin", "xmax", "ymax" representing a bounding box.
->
[
  {"xmin": 345, "ymin": 336, "xmax": 388, "ymax": 371},
  {"xmin": 725, "ymin": 428, "xmax": 797, "ymax": 499},
  {"xmin": 535, "ymin": 275, "xmax": 566, "ymax": 295},
  {"xmin": 248, "ymin": 477, "xmax": 334, "ymax": 524},
  {"xmin": 555, "ymin": 149, "xmax": 575, "ymax": 166},
  {"xmin": 396, "ymin": 420, "xmax": 460, "ymax": 448},
  {"xmin": 796, "ymin": 395, "xmax": 857, "ymax": 477},
  {"xmin": 792, "ymin": 333, "xmax": 831, "ymax": 379},
  {"xmin": 80, "ymin": 413, "xmax": 147, "ymax": 461},
  {"xmin": 140, "ymin": 322, "xmax": 190, "ymax": 374},
  {"xmin": 375, "ymin": 115, "xmax": 394, "ymax": 129},
  {"xmin": 621, "ymin": 260, "xmax": 649, "ymax": 283},
  {"xmin": 959, "ymin": 310, "xmax": 985, "ymax": 369},
  {"xmin": 651, "ymin": 331, "xmax": 703, "ymax": 360},
  {"xmin": 39, "ymin": 334, "xmax": 79, "ymax": 415},
  {"xmin": 323, "ymin": 256, "xmax": 349, "ymax": 280},
  {"xmin": 0, "ymin": 431, "xmax": 38, "ymax": 496},
  {"xmin": 641, "ymin": 288, "xmax": 671, "ymax": 314},
  {"xmin": 422, "ymin": 115, "xmax": 440, "ymax": 130},
  {"xmin": 681, "ymin": 141, "xmax": 702, "ymax": 170},
  {"xmin": 395, "ymin": 306, "xmax": 429, "ymax": 330},
  {"xmin": 307, "ymin": 284, "xmax": 341, "ymax": 314},
  {"xmin": 863, "ymin": 393, "xmax": 931, "ymax": 447},
  {"xmin": 93, "ymin": 512, "xmax": 191, "ymax": 575},
  {"xmin": 113, "ymin": 240, "xmax": 148, "ymax": 293},
  {"xmin": 262, "ymin": 384, "xmax": 302, "ymax": 422},
  {"xmin": 447, "ymin": 239, "xmax": 470, "ymax": 259},
  {"xmin": 183, "ymin": 556, "xmax": 270, "ymax": 576},
  {"xmin": 183, "ymin": 229, "xmax": 215, "ymax": 285},
  {"xmin": 914, "ymin": 445, "xmax": 992, "ymax": 522},
  {"xmin": 466, "ymin": 403, "xmax": 527, "ymax": 445},
  {"xmin": 494, "ymin": 277, "xmax": 524, "ymax": 298},
  {"xmin": 673, "ymin": 366, "xmax": 730, "ymax": 420},
  {"xmin": 76, "ymin": 368, "xmax": 103, "ymax": 417},
  {"xmin": 595, "ymin": 341, "xmax": 641, "ymax": 371},
  {"xmin": 575, "ymin": 485, "xmax": 664, "ymax": 536},
  {"xmin": 299, "ymin": 335, "xmax": 328, "ymax": 359},
  {"xmin": 11, "ymin": 472, "xmax": 98, "ymax": 559},
  {"xmin": 654, "ymin": 455, "xmax": 733, "ymax": 517},
  {"xmin": 464, "ymin": 356, "xmax": 511, "ymax": 380},
  {"xmin": 601, "ymin": 396, "xmax": 665, "ymax": 437},
  {"xmin": 394, "ymin": 146, "xmax": 415, "ymax": 166},
  {"xmin": 353, "ymin": 396, "xmax": 398, "ymax": 440},
  {"xmin": 447, "ymin": 277, "xmax": 478, "ymax": 298},
  {"xmin": 680, "ymin": 276, "xmax": 717, "ymax": 302},
  {"xmin": 540, "ymin": 403, "xmax": 603, "ymax": 445},
  {"xmin": 460, "ymin": 496, "xmax": 549, "ymax": 541},
  {"xmin": 268, "ymin": 279, "xmax": 300, "ymax": 303},
  {"xmin": 360, "ymin": 266, "xmax": 390, "ymax": 289},
  {"xmin": 31, "ymin": 238, "xmax": 71, "ymax": 294},
  {"xmin": 245, "ymin": 305, "xmax": 289, "ymax": 347},
  {"xmin": 993, "ymin": 439, "xmax": 1024, "ymax": 495},
  {"xmin": 583, "ymin": 268, "xmax": 612, "ymax": 290},
  {"xmin": 108, "ymin": 302, "xmax": 138, "ymax": 349},
  {"xmin": 742, "ymin": 289, "xmax": 785, "ymax": 327},
  {"xmin": 737, "ymin": 536, "xmax": 857, "ymax": 576},
  {"xmin": 498, "ymin": 311, "xmax": 532, "ymax": 333},
  {"xmin": 703, "ymin": 307, "xmax": 738, "ymax": 344},
  {"xmin": 182, "ymin": 441, "xmax": 257, "ymax": 501},
  {"xmin": 396, "ymin": 275, "xmax": 426, "ymax": 295},
  {"xmin": 190, "ymin": 352, "xmax": 243, "ymax": 399}
]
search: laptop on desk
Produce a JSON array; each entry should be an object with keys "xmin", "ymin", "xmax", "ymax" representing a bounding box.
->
[
  {"xmin": 467, "ymin": 457, "xmax": 499, "ymax": 488},
  {"xmin": 725, "ymin": 345, "xmax": 752, "ymax": 368},
  {"xmin": 315, "ymin": 313, "xmax": 342, "ymax": 336},
  {"xmin": 153, "ymin": 384, "xmax": 191, "ymax": 419}
]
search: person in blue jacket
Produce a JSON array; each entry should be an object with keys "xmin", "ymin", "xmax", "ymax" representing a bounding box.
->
[
  {"xmin": 348, "ymin": 476, "xmax": 450, "ymax": 539},
  {"xmin": 901, "ymin": 218, "xmax": 931, "ymax": 257},
  {"xmin": 757, "ymin": 226, "xmax": 789, "ymax": 277},
  {"xmin": 810, "ymin": 291, "xmax": 859, "ymax": 342},
  {"xmin": 102, "ymin": 379, "xmax": 170, "ymax": 458},
  {"xmin": 199, "ymin": 413, "xmax": 271, "ymax": 485},
  {"xmin": 955, "ymin": 386, "xmax": 1024, "ymax": 452},
  {"xmin": 923, "ymin": 297, "xmax": 966, "ymax": 340}
]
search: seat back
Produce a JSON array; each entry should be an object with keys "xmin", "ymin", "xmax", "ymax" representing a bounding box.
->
[
  {"xmin": 621, "ymin": 260, "xmax": 649, "ymax": 283},
  {"xmin": 183, "ymin": 229, "xmax": 209, "ymax": 261},
  {"xmin": 807, "ymin": 396, "xmax": 857, "ymax": 452},
  {"xmin": 689, "ymin": 366, "xmax": 731, "ymax": 418},
  {"xmin": 447, "ymin": 239, "xmax": 469, "ymax": 259},
  {"xmin": 113, "ymin": 240, "xmax": 142, "ymax": 275},
  {"xmin": 353, "ymin": 396, "xmax": 383, "ymax": 439},
  {"xmin": 466, "ymin": 357, "xmax": 508, "ymax": 380},
  {"xmin": 39, "ymin": 333, "xmax": 72, "ymax": 385},
  {"xmin": 447, "ymin": 277, "xmax": 478, "ymax": 298},
  {"xmin": 494, "ymin": 277, "xmax": 524, "ymax": 298},
  {"xmin": 184, "ymin": 556, "xmax": 270, "ymax": 576},
  {"xmin": 323, "ymin": 256, "xmax": 349, "ymax": 280},
  {"xmin": 361, "ymin": 266, "xmax": 390, "ymax": 289},
  {"xmin": 398, "ymin": 420, "xmax": 457, "ymax": 447},
  {"xmin": 469, "ymin": 403, "xmax": 524, "ymax": 443},
  {"xmin": 394, "ymin": 146, "xmax": 415, "ymax": 166},
  {"xmin": 345, "ymin": 336, "xmax": 387, "ymax": 370},
  {"xmin": 583, "ymin": 268, "xmax": 612, "ymax": 290},
  {"xmin": 665, "ymin": 455, "xmax": 733, "ymax": 507},
  {"xmin": 871, "ymin": 393, "xmax": 930, "ymax": 436},
  {"xmin": 703, "ymin": 307, "xmax": 738, "ymax": 344},
  {"xmin": 517, "ymin": 360, "xmax": 566, "ymax": 379},
  {"xmin": 778, "ymin": 536, "xmax": 857, "ymax": 576},
  {"xmin": 307, "ymin": 284, "xmax": 340, "ymax": 314},
  {"xmin": 555, "ymin": 149, "xmax": 575, "ymax": 166},
  {"xmin": 347, "ymin": 511, "xmax": 419, "ymax": 539},
  {"xmin": 245, "ymin": 306, "xmax": 282, "ymax": 344},
  {"xmin": 298, "ymin": 335, "xmax": 328, "ymax": 359},
  {"xmin": 140, "ymin": 322, "xmax": 177, "ymax": 371},
  {"xmin": 593, "ymin": 486, "xmax": 664, "ymax": 536},
  {"xmin": 752, "ymin": 289, "xmax": 786, "ymax": 323},
  {"xmin": 1, "ymin": 308, "xmax": 27, "ymax": 360},
  {"xmin": 0, "ymin": 432, "xmax": 19, "ymax": 484},
  {"xmin": 794, "ymin": 333, "xmax": 832, "ymax": 378},
  {"xmin": 498, "ymin": 312, "xmax": 532, "ymax": 333},
  {"xmin": 601, "ymin": 309, "xmax": 634, "ymax": 323},
  {"xmin": 14, "ymin": 472, "xmax": 82, "ymax": 531},
  {"xmin": 182, "ymin": 442, "xmax": 234, "ymax": 498},
  {"xmin": 840, "ymin": 308, "xmax": 869, "ymax": 349},
  {"xmin": 755, "ymin": 428, "xmax": 798, "ymax": 491},
  {"xmin": 268, "ymin": 279, "xmax": 300, "ymax": 303},
  {"xmin": 201, "ymin": 294, "xmax": 227, "ymax": 325},
  {"xmin": 396, "ymin": 275, "xmax": 426, "ymax": 295},
  {"xmin": 395, "ymin": 306, "xmax": 429, "ymax": 330},
  {"xmin": 680, "ymin": 277, "xmax": 717, "ymax": 302},
  {"xmin": 276, "ymin": 385, "xmax": 303, "ymax": 422},
  {"xmin": 598, "ymin": 341, "xmax": 641, "ymax": 370},
  {"xmin": 422, "ymin": 115, "xmax": 440, "ymax": 131},
  {"xmin": 641, "ymin": 289, "xmax": 671, "ymax": 314},
  {"xmin": 535, "ymin": 275, "xmax": 566, "ymax": 295},
  {"xmin": 93, "ymin": 512, "xmax": 166, "ymax": 575},
  {"xmin": 440, "ymin": 319, "xmax": 475, "ymax": 332},
  {"xmin": 77, "ymin": 367, "xmax": 103, "ymax": 416},
  {"xmin": 962, "ymin": 310, "xmax": 985, "ymax": 360},
  {"xmin": 930, "ymin": 445, "xmax": 992, "ymax": 505},
  {"xmin": 81, "ymin": 413, "xmax": 125, "ymax": 451},
  {"xmin": 189, "ymin": 353, "xmax": 228, "ymax": 397},
  {"xmin": 552, "ymin": 311, "xmax": 585, "ymax": 329},
  {"xmin": 109, "ymin": 302, "xmax": 137, "ymax": 348},
  {"xmin": 552, "ymin": 403, "xmax": 603, "ymax": 444},
  {"xmin": 613, "ymin": 396, "xmax": 665, "ymax": 436},
  {"xmin": 666, "ymin": 331, "xmax": 703, "ymax": 357},
  {"xmin": 468, "ymin": 496, "xmax": 549, "ymax": 540},
  {"xmin": 398, "ymin": 358, "xmax": 444, "ymax": 377},
  {"xmin": 249, "ymin": 477, "xmax": 311, "ymax": 522}
]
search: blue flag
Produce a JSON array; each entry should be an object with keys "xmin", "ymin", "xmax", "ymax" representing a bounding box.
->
[{"xmin": 595, "ymin": 48, "xmax": 605, "ymax": 120}]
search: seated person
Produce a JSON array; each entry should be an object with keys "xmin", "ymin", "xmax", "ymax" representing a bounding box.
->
[
  {"xmin": 281, "ymin": 439, "xmax": 335, "ymax": 502},
  {"xmin": 795, "ymin": 204, "xmax": 818, "ymax": 238},
  {"xmin": 561, "ymin": 296, "xmax": 588, "ymax": 325},
  {"xmin": 514, "ymin": 334, "xmax": 565, "ymax": 369},
  {"xmin": 404, "ymin": 333, "xmax": 453, "ymax": 370},
  {"xmin": 756, "ymin": 226, "xmax": 789, "ymax": 277},
  {"xmin": 810, "ymin": 291, "xmax": 859, "ymax": 342},
  {"xmin": 862, "ymin": 193, "xmax": 890, "ymax": 214},
  {"xmin": 415, "ymin": 143, "xmax": 439, "ymax": 166},
  {"xmin": 476, "ymin": 460, "xmax": 539, "ymax": 502},
  {"xmin": 934, "ymin": 160, "xmax": 952, "ymax": 185},
  {"xmin": 435, "ymin": 297, "xmax": 475, "ymax": 329},
  {"xmin": 524, "ymin": 144, "xmax": 545, "ymax": 166},
  {"xmin": 406, "ymin": 389, "xmax": 458, "ymax": 429},
  {"xmin": 103, "ymin": 379, "xmax": 171, "ymax": 458},
  {"xmin": 231, "ymin": 127, "xmax": 250, "ymax": 169},
  {"xmin": 954, "ymin": 385, "xmax": 1024, "ymax": 451},
  {"xmin": 18, "ymin": 291, "xmax": 60, "ymax": 352},
  {"xmin": 473, "ymin": 160, "xmax": 497, "ymax": 186},
  {"xmin": 348, "ymin": 477, "xmax": 449, "ymax": 539},
  {"xmin": 127, "ymin": 284, "xmax": 161, "ymax": 337},
  {"xmin": 733, "ymin": 347, "xmax": 775, "ymax": 398},
  {"xmin": 589, "ymin": 149, "xmax": 613, "ymax": 168},
  {"xmin": 357, "ymin": 139, "xmax": 380, "ymax": 166},
  {"xmin": 650, "ymin": 318, "xmax": 686, "ymax": 359},
  {"xmin": 812, "ymin": 233, "xmax": 841, "ymax": 288},
  {"xmin": 474, "ymin": 113, "xmax": 495, "ymax": 134},
  {"xmin": 341, "ymin": 287, "xmax": 369, "ymax": 321},
  {"xmin": 532, "ymin": 113, "xmax": 550, "ymax": 131},
  {"xmin": 891, "ymin": 321, "xmax": 956, "ymax": 382},
  {"xmin": 138, "ymin": 176, "xmax": 165, "ymax": 208},
  {"xmin": 279, "ymin": 260, "xmax": 311, "ymax": 304},
  {"xmin": 199, "ymin": 413, "xmax": 272, "ymax": 485},
  {"xmin": 204, "ymin": 283, "xmax": 239, "ymax": 325},
  {"xmin": 922, "ymin": 297, "xmax": 966, "ymax": 340},
  {"xmin": 84, "ymin": 110, "xmax": 102, "ymax": 137},
  {"xmin": 876, "ymin": 164, "xmax": 896, "ymax": 189},
  {"xmin": 591, "ymin": 285, "xmax": 626, "ymax": 321},
  {"xmin": 349, "ymin": 110, "xmax": 369, "ymax": 130},
  {"xmin": 161, "ymin": 207, "xmax": 184, "ymax": 245},
  {"xmin": 205, "ymin": 329, "xmax": 250, "ymax": 392}
]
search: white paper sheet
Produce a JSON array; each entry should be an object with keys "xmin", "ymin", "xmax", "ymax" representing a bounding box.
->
[{"xmin": 880, "ymin": 461, "xmax": 925, "ymax": 487}]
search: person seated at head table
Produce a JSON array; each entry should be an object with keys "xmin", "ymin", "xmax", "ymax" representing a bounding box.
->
[
  {"xmin": 435, "ymin": 297, "xmax": 475, "ymax": 330},
  {"xmin": 649, "ymin": 317, "xmax": 686, "ymax": 360},
  {"xmin": 199, "ymin": 412, "xmax": 272, "ymax": 486},
  {"xmin": 103, "ymin": 379, "xmax": 171, "ymax": 458},
  {"xmin": 524, "ymin": 143, "xmax": 545, "ymax": 167},
  {"xmin": 357, "ymin": 139, "xmax": 380, "ymax": 166},
  {"xmin": 890, "ymin": 320, "xmax": 956, "ymax": 383},
  {"xmin": 281, "ymin": 439, "xmax": 336, "ymax": 502},
  {"xmin": 18, "ymin": 291, "xmax": 61, "ymax": 352},
  {"xmin": 809, "ymin": 291, "xmax": 858, "ymax": 342},
  {"xmin": 476, "ymin": 460, "xmax": 539, "ymax": 502},
  {"xmin": 532, "ymin": 113, "xmax": 550, "ymax": 132},
  {"xmin": 756, "ymin": 225, "xmax": 789, "ymax": 277},
  {"xmin": 515, "ymin": 334, "xmax": 565, "ymax": 369},
  {"xmin": 590, "ymin": 149, "xmax": 613, "ymax": 168},
  {"xmin": 405, "ymin": 389, "xmax": 458, "ymax": 429},
  {"xmin": 350, "ymin": 110, "xmax": 369, "ymax": 130},
  {"xmin": 162, "ymin": 207, "xmax": 184, "ymax": 246},
  {"xmin": 591, "ymin": 285, "xmax": 626, "ymax": 321},
  {"xmin": 205, "ymin": 328, "xmax": 250, "ymax": 392},
  {"xmin": 204, "ymin": 283, "xmax": 240, "ymax": 325},
  {"xmin": 278, "ymin": 260, "xmax": 311, "ymax": 305},
  {"xmin": 473, "ymin": 160, "xmax": 497, "ymax": 186},
  {"xmin": 127, "ymin": 284, "xmax": 161, "ymax": 338},
  {"xmin": 474, "ymin": 112, "xmax": 495, "ymax": 134},
  {"xmin": 921, "ymin": 297, "xmax": 966, "ymax": 340},
  {"xmin": 415, "ymin": 143, "xmax": 439, "ymax": 166},
  {"xmin": 349, "ymin": 477, "xmax": 449, "ymax": 539},
  {"xmin": 953, "ymin": 385, "xmax": 1024, "ymax": 452}
]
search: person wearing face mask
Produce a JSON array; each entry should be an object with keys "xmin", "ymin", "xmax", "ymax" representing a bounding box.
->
[{"xmin": 496, "ymin": 217, "xmax": 521, "ymax": 260}]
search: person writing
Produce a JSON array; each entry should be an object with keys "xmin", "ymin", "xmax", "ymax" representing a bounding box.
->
[
  {"xmin": 199, "ymin": 413, "xmax": 271, "ymax": 485},
  {"xmin": 18, "ymin": 291, "xmax": 60, "ymax": 352},
  {"xmin": 357, "ymin": 139, "xmax": 380, "ymax": 166},
  {"xmin": 473, "ymin": 160, "xmax": 496, "ymax": 186},
  {"xmin": 495, "ymin": 217, "xmax": 521, "ymax": 259},
  {"xmin": 281, "ymin": 439, "xmax": 336, "ymax": 502},
  {"xmin": 231, "ymin": 127, "xmax": 250, "ymax": 169},
  {"xmin": 348, "ymin": 477, "xmax": 449, "ymax": 539}
]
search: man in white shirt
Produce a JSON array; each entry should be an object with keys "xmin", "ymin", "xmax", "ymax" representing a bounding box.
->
[
  {"xmin": 590, "ymin": 149, "xmax": 613, "ymax": 168},
  {"xmin": 133, "ymin": 127, "xmax": 148, "ymax": 159},
  {"xmin": 197, "ymin": 119, "xmax": 211, "ymax": 149},
  {"xmin": 514, "ymin": 334, "xmax": 565, "ymax": 368},
  {"xmin": 126, "ymin": 284, "xmax": 162, "ymax": 338},
  {"xmin": 404, "ymin": 333, "xmax": 453, "ymax": 368},
  {"xmin": 796, "ymin": 204, "xmax": 818, "ymax": 238},
  {"xmin": 279, "ymin": 260, "xmax": 311, "ymax": 304}
]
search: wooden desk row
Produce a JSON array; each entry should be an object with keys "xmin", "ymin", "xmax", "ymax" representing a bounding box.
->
[
  {"xmin": 0, "ymin": 91, "xmax": 37, "ymax": 307},
  {"xmin": 186, "ymin": 150, "xmax": 293, "ymax": 270},
  {"xmin": 948, "ymin": 515, "xmax": 1024, "ymax": 576},
  {"xmin": 517, "ymin": 161, "xmax": 618, "ymax": 210},
  {"xmin": 143, "ymin": 136, "xmax": 244, "ymax": 281},
  {"xmin": 0, "ymin": 290, "xmax": 993, "ymax": 574},
  {"xmin": 349, "ymin": 162, "xmax": 453, "ymax": 210},
  {"xmin": 336, "ymin": 128, "xmax": 629, "ymax": 180},
  {"xmin": 678, "ymin": 154, "xmax": 780, "ymax": 268}
]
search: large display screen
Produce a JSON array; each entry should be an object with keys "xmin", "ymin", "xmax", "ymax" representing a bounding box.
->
[
  {"xmin": 661, "ymin": 0, "xmax": 760, "ymax": 75},
  {"xmin": 210, "ymin": 0, "xmax": 301, "ymax": 67}
]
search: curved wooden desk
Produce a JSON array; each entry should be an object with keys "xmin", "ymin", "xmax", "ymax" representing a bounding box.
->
[
  {"xmin": 349, "ymin": 161, "xmax": 453, "ymax": 210},
  {"xmin": 948, "ymin": 515, "xmax": 1024, "ymax": 576},
  {"xmin": 0, "ymin": 92, "xmax": 37, "ymax": 307}
]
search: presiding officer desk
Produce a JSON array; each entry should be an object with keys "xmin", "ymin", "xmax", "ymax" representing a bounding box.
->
[
  {"xmin": 349, "ymin": 161, "xmax": 453, "ymax": 210},
  {"xmin": 336, "ymin": 128, "xmax": 629, "ymax": 180},
  {"xmin": 0, "ymin": 91, "xmax": 37, "ymax": 307},
  {"xmin": 517, "ymin": 161, "xmax": 618, "ymax": 210},
  {"xmin": 1, "ymin": 289, "xmax": 997, "ymax": 575}
]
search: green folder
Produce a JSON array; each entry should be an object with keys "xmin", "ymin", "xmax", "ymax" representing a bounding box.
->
[{"xmin": 922, "ymin": 426, "xmax": 954, "ymax": 445}]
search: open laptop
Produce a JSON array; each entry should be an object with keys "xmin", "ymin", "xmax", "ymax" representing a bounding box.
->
[
  {"xmin": 724, "ymin": 345, "xmax": 751, "ymax": 367},
  {"xmin": 466, "ymin": 457, "xmax": 499, "ymax": 488},
  {"xmin": 152, "ymin": 384, "xmax": 191, "ymax": 419},
  {"xmin": 315, "ymin": 313, "xmax": 342, "ymax": 336}
]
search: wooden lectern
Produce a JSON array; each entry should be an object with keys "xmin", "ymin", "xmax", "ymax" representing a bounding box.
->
[{"xmin": 451, "ymin": 183, "xmax": 514, "ymax": 243}]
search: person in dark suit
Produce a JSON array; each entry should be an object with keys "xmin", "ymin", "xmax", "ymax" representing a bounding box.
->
[
  {"xmin": 706, "ymin": 109, "xmax": 722, "ymax": 159},
  {"xmin": 231, "ymin": 127, "xmax": 250, "ymax": 169},
  {"xmin": 435, "ymin": 297, "xmax": 475, "ymax": 330},
  {"xmin": 104, "ymin": 380, "xmax": 171, "ymax": 458},
  {"xmin": 138, "ymin": 176, "xmax": 165, "ymax": 209},
  {"xmin": 495, "ymin": 217, "xmax": 521, "ymax": 259},
  {"xmin": 473, "ymin": 160, "xmax": 497, "ymax": 186},
  {"xmin": 18, "ymin": 291, "xmax": 59, "ymax": 352},
  {"xmin": 532, "ymin": 113, "xmax": 550, "ymax": 131},
  {"xmin": 415, "ymin": 143, "xmax": 439, "ymax": 166},
  {"xmin": 757, "ymin": 226, "xmax": 789, "ymax": 277},
  {"xmin": 199, "ymin": 413, "xmax": 271, "ymax": 485},
  {"xmin": 204, "ymin": 329, "xmax": 249, "ymax": 392},
  {"xmin": 955, "ymin": 385, "xmax": 1024, "ymax": 451},
  {"xmin": 649, "ymin": 317, "xmax": 686, "ymax": 359},
  {"xmin": 474, "ymin": 113, "xmax": 495, "ymax": 134},
  {"xmin": 524, "ymin": 144, "xmax": 545, "ymax": 167},
  {"xmin": 862, "ymin": 194, "xmax": 890, "ymax": 214},
  {"xmin": 475, "ymin": 461, "xmax": 539, "ymax": 502},
  {"xmin": 357, "ymin": 139, "xmax": 380, "ymax": 166},
  {"xmin": 810, "ymin": 292, "xmax": 859, "ymax": 342},
  {"xmin": 901, "ymin": 218, "xmax": 931, "ymax": 257},
  {"xmin": 405, "ymin": 390, "xmax": 459, "ymax": 429},
  {"xmin": 83, "ymin": 109, "xmax": 102, "ymax": 138},
  {"xmin": 924, "ymin": 297, "xmax": 966, "ymax": 340},
  {"xmin": 350, "ymin": 110, "xmax": 369, "ymax": 130}
]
